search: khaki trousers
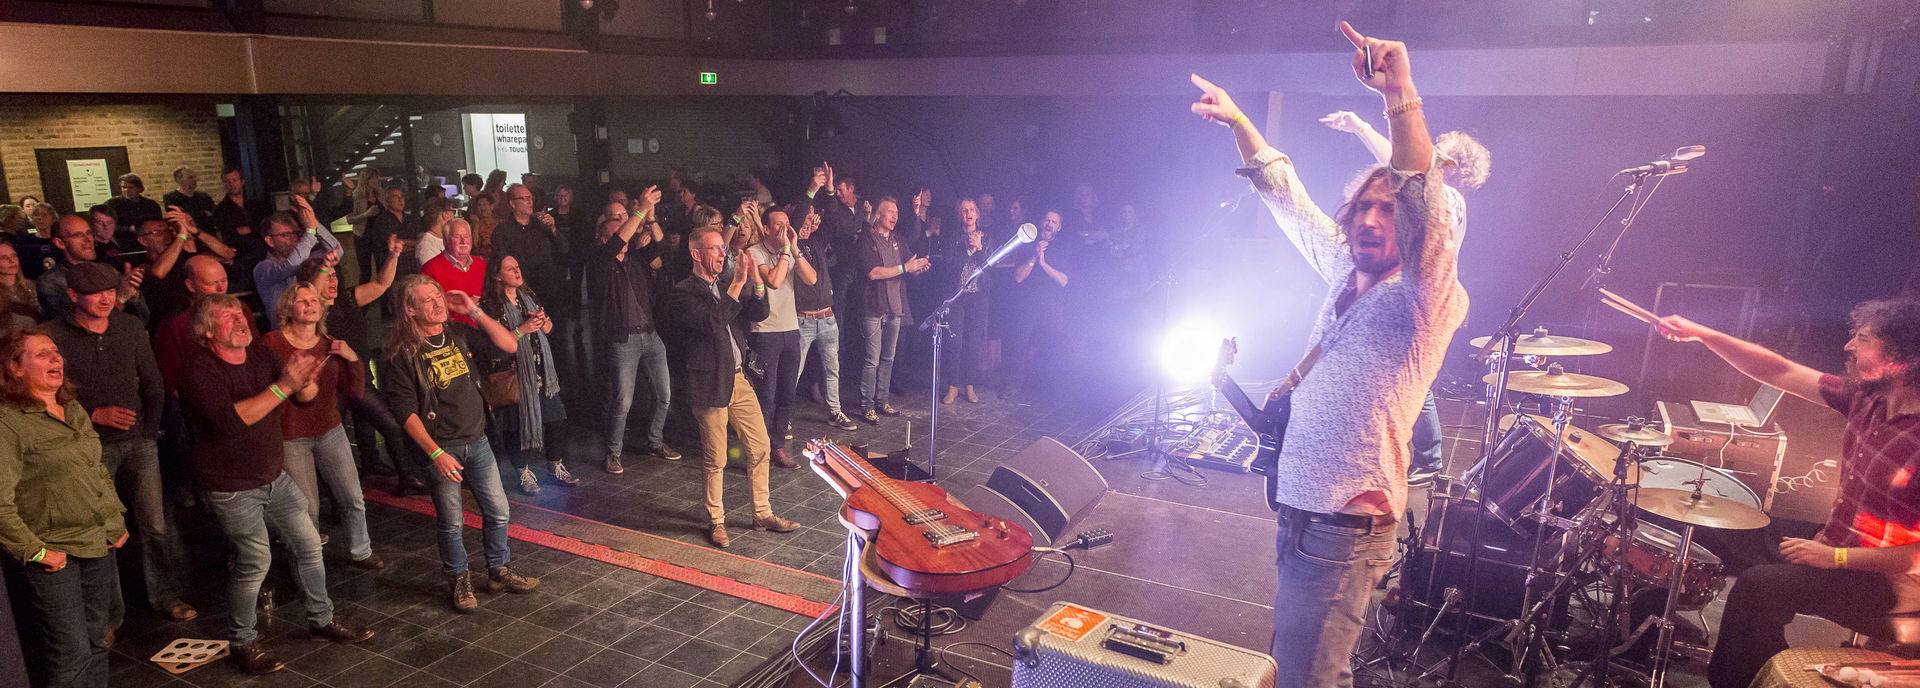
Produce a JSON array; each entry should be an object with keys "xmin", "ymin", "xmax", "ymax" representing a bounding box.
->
[{"xmin": 691, "ymin": 370, "xmax": 773, "ymax": 526}]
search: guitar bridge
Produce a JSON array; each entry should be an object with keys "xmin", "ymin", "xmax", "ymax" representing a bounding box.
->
[
  {"xmin": 922, "ymin": 525, "xmax": 978, "ymax": 548},
  {"xmin": 902, "ymin": 509, "xmax": 946, "ymax": 525}
]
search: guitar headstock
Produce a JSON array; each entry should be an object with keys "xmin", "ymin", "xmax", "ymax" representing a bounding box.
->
[
  {"xmin": 1211, "ymin": 337, "xmax": 1239, "ymax": 386},
  {"xmin": 802, "ymin": 438, "xmax": 836, "ymax": 464}
]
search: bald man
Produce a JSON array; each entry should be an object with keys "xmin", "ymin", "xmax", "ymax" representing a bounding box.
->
[{"xmin": 154, "ymin": 255, "xmax": 240, "ymax": 394}]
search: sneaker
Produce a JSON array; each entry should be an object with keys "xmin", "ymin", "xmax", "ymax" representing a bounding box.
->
[
  {"xmin": 485, "ymin": 566, "xmax": 540, "ymax": 594},
  {"xmin": 162, "ymin": 601, "xmax": 199, "ymax": 621},
  {"xmin": 550, "ymin": 461, "xmax": 581, "ymax": 486},
  {"xmin": 878, "ymin": 404, "xmax": 901, "ymax": 417},
  {"xmin": 942, "ymin": 386, "xmax": 959, "ymax": 404},
  {"xmin": 517, "ymin": 466, "xmax": 541, "ymax": 495},
  {"xmin": 830, "ymin": 412, "xmax": 859, "ymax": 431},
  {"xmin": 708, "ymin": 524, "xmax": 731, "ymax": 548},
  {"xmin": 648, "ymin": 444, "xmax": 684, "ymax": 461},
  {"xmin": 229, "ymin": 643, "xmax": 284, "ymax": 675},
  {"xmin": 604, "ymin": 452, "xmax": 624, "ymax": 475},
  {"xmin": 1408, "ymin": 467, "xmax": 1441, "ymax": 487},
  {"xmin": 861, "ymin": 410, "xmax": 881, "ymax": 426},
  {"xmin": 449, "ymin": 573, "xmax": 478, "ymax": 613},
  {"xmin": 771, "ymin": 448, "xmax": 799, "ymax": 470},
  {"xmin": 964, "ymin": 386, "xmax": 980, "ymax": 403},
  {"xmin": 752, "ymin": 514, "xmax": 801, "ymax": 532}
]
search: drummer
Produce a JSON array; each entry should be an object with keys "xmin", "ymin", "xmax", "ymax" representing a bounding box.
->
[{"xmin": 1656, "ymin": 297, "xmax": 1920, "ymax": 688}]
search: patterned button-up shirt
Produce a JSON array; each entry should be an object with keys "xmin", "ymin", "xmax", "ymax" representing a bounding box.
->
[
  {"xmin": 1245, "ymin": 147, "xmax": 1469, "ymax": 517},
  {"xmin": 1816, "ymin": 374, "xmax": 1920, "ymax": 609}
]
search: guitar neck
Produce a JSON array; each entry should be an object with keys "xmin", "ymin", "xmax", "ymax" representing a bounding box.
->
[{"xmin": 815, "ymin": 443, "xmax": 941, "ymax": 521}]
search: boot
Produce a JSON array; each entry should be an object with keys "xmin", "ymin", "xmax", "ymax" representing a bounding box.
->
[
  {"xmin": 942, "ymin": 386, "xmax": 959, "ymax": 404},
  {"xmin": 449, "ymin": 573, "xmax": 478, "ymax": 613},
  {"xmin": 486, "ymin": 566, "xmax": 540, "ymax": 594}
]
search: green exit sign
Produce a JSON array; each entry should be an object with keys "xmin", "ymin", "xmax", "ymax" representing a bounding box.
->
[{"xmin": 698, "ymin": 72, "xmax": 717, "ymax": 85}]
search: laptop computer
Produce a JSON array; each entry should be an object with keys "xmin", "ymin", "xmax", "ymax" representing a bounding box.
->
[{"xmin": 1691, "ymin": 385, "xmax": 1786, "ymax": 428}]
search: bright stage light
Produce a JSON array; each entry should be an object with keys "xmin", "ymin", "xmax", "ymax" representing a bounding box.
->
[{"xmin": 1158, "ymin": 320, "xmax": 1225, "ymax": 382}]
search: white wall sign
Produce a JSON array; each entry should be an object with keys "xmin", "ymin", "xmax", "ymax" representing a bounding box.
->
[
  {"xmin": 66, "ymin": 159, "xmax": 113, "ymax": 209},
  {"xmin": 462, "ymin": 113, "xmax": 531, "ymax": 179}
]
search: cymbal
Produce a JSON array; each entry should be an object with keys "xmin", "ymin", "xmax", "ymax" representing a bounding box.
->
[
  {"xmin": 1483, "ymin": 371, "xmax": 1630, "ymax": 398},
  {"xmin": 1471, "ymin": 333, "xmax": 1614, "ymax": 356},
  {"xmin": 1596, "ymin": 423, "xmax": 1674, "ymax": 447},
  {"xmin": 1633, "ymin": 488, "xmax": 1771, "ymax": 530}
]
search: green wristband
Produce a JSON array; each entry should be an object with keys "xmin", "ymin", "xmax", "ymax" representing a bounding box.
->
[
  {"xmin": 29, "ymin": 548, "xmax": 45, "ymax": 563},
  {"xmin": 429, "ymin": 448, "xmax": 446, "ymax": 460},
  {"xmin": 269, "ymin": 384, "xmax": 288, "ymax": 401}
]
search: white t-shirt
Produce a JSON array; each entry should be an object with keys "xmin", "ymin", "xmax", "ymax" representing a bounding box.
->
[
  {"xmin": 415, "ymin": 232, "xmax": 445, "ymax": 265},
  {"xmin": 747, "ymin": 244, "xmax": 799, "ymax": 333}
]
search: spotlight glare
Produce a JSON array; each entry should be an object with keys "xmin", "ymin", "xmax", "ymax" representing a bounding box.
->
[{"xmin": 1159, "ymin": 320, "xmax": 1225, "ymax": 382}]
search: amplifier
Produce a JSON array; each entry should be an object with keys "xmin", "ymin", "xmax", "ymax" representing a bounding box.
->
[
  {"xmin": 1011, "ymin": 602, "xmax": 1275, "ymax": 688},
  {"xmin": 1656, "ymin": 401, "xmax": 1786, "ymax": 510}
]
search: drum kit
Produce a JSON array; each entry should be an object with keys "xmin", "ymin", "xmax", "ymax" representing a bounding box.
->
[{"xmin": 1388, "ymin": 327, "xmax": 1772, "ymax": 688}]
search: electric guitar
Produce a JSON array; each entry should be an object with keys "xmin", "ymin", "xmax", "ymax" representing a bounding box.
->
[
  {"xmin": 1210, "ymin": 338, "xmax": 1288, "ymax": 512},
  {"xmin": 803, "ymin": 439, "xmax": 1035, "ymax": 594}
]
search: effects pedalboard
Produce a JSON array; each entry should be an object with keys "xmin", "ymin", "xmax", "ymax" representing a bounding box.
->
[{"xmin": 1168, "ymin": 412, "xmax": 1260, "ymax": 473}]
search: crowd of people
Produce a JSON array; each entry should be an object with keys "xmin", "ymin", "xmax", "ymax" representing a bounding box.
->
[{"xmin": 0, "ymin": 159, "xmax": 1152, "ymax": 685}]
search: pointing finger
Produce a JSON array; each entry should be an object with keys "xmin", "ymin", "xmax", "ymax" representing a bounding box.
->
[
  {"xmin": 1337, "ymin": 21, "xmax": 1367, "ymax": 48},
  {"xmin": 1189, "ymin": 73, "xmax": 1222, "ymax": 95}
]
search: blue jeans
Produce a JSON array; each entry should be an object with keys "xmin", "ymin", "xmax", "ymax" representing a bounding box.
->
[
  {"xmin": 99, "ymin": 438, "xmax": 186, "ymax": 611},
  {"xmin": 283, "ymin": 424, "xmax": 372, "ymax": 560},
  {"xmin": 605, "ymin": 331, "xmax": 671, "ymax": 455},
  {"xmin": 205, "ymin": 472, "xmax": 333, "ymax": 645},
  {"xmin": 1409, "ymin": 391, "xmax": 1443, "ymax": 474},
  {"xmin": 797, "ymin": 315, "xmax": 844, "ymax": 415},
  {"xmin": 16, "ymin": 553, "xmax": 118, "ymax": 688},
  {"xmin": 860, "ymin": 315, "xmax": 902, "ymax": 412},
  {"xmin": 424, "ymin": 439, "xmax": 512, "ymax": 578},
  {"xmin": 749, "ymin": 329, "xmax": 802, "ymax": 438},
  {"xmin": 1270, "ymin": 505, "xmax": 1396, "ymax": 688}
]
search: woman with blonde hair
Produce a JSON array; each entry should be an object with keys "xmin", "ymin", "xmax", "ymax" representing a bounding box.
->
[{"xmin": 0, "ymin": 243, "xmax": 40, "ymax": 334}]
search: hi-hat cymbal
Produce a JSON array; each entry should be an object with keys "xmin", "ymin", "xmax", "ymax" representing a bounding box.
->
[
  {"xmin": 1633, "ymin": 488, "xmax": 1771, "ymax": 530},
  {"xmin": 1596, "ymin": 423, "xmax": 1674, "ymax": 447},
  {"xmin": 1483, "ymin": 370, "xmax": 1630, "ymax": 398},
  {"xmin": 1471, "ymin": 333, "xmax": 1614, "ymax": 356}
]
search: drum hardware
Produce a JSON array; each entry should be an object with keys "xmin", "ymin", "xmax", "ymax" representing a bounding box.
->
[{"xmin": 1596, "ymin": 417, "xmax": 1674, "ymax": 447}]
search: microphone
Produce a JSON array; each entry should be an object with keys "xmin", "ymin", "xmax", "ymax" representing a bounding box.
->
[
  {"xmin": 1616, "ymin": 145, "xmax": 1706, "ymax": 177},
  {"xmin": 977, "ymin": 222, "xmax": 1039, "ymax": 274}
]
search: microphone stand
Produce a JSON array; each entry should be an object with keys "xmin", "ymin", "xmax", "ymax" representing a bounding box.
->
[
  {"xmin": 1443, "ymin": 176, "xmax": 1646, "ymax": 685},
  {"xmin": 918, "ymin": 262, "xmax": 994, "ymax": 483}
]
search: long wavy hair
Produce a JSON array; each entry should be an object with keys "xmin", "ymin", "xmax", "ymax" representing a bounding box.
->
[
  {"xmin": 385, "ymin": 274, "xmax": 444, "ymax": 359},
  {"xmin": 273, "ymin": 281, "xmax": 328, "ymax": 338},
  {"xmin": 0, "ymin": 326, "xmax": 75, "ymax": 410}
]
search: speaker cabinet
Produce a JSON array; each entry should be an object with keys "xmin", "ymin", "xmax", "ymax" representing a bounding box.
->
[{"xmin": 961, "ymin": 437, "xmax": 1108, "ymax": 546}]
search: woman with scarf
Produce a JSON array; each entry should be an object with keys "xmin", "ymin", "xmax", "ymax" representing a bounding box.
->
[{"xmin": 482, "ymin": 254, "xmax": 574, "ymax": 495}]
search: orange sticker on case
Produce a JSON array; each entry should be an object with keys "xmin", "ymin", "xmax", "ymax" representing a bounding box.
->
[{"xmin": 1039, "ymin": 605, "xmax": 1108, "ymax": 642}]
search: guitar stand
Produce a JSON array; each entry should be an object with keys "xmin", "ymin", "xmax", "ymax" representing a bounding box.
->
[{"xmin": 877, "ymin": 597, "xmax": 965, "ymax": 688}]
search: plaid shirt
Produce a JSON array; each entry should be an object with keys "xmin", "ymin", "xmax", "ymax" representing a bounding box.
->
[{"xmin": 1818, "ymin": 374, "xmax": 1920, "ymax": 549}]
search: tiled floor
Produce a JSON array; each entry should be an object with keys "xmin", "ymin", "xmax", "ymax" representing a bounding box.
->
[{"xmin": 98, "ymin": 387, "xmax": 1103, "ymax": 688}]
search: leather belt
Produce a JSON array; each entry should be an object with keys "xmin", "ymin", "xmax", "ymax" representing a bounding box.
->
[
  {"xmin": 799, "ymin": 308, "xmax": 833, "ymax": 319},
  {"xmin": 1281, "ymin": 504, "xmax": 1395, "ymax": 533}
]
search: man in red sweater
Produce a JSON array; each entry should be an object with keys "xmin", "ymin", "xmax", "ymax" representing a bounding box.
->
[{"xmin": 420, "ymin": 219, "xmax": 485, "ymax": 326}]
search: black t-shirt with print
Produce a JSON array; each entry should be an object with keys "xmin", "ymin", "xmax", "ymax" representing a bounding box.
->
[{"xmin": 382, "ymin": 321, "xmax": 500, "ymax": 447}]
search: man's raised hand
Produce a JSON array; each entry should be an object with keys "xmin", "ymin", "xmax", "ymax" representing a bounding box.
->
[
  {"xmin": 445, "ymin": 290, "xmax": 480, "ymax": 315},
  {"xmin": 1338, "ymin": 22, "xmax": 1413, "ymax": 96},
  {"xmin": 1319, "ymin": 111, "xmax": 1367, "ymax": 134},
  {"xmin": 638, "ymin": 185, "xmax": 662, "ymax": 212},
  {"xmin": 1189, "ymin": 74, "xmax": 1246, "ymax": 127}
]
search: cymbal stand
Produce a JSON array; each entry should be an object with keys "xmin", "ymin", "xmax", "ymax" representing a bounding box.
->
[
  {"xmin": 1649, "ymin": 484, "xmax": 1707, "ymax": 688},
  {"xmin": 1447, "ymin": 179, "xmax": 1643, "ymax": 686},
  {"xmin": 1566, "ymin": 437, "xmax": 1647, "ymax": 688},
  {"xmin": 1501, "ymin": 396, "xmax": 1583, "ymax": 681}
]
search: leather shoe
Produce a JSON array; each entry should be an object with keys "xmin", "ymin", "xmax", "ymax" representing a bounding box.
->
[
  {"xmin": 707, "ymin": 524, "xmax": 731, "ymax": 548},
  {"xmin": 770, "ymin": 448, "xmax": 798, "ymax": 470},
  {"xmin": 163, "ymin": 601, "xmax": 198, "ymax": 621},
  {"xmin": 350, "ymin": 552, "xmax": 385, "ymax": 570},
  {"xmin": 753, "ymin": 515, "xmax": 801, "ymax": 533},
  {"xmin": 308, "ymin": 621, "xmax": 374, "ymax": 644},
  {"xmin": 229, "ymin": 643, "xmax": 284, "ymax": 675},
  {"xmin": 604, "ymin": 452, "xmax": 625, "ymax": 475},
  {"xmin": 878, "ymin": 404, "xmax": 901, "ymax": 417}
]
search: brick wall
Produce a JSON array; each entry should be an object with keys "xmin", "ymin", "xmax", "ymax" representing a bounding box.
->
[{"xmin": 0, "ymin": 104, "xmax": 225, "ymax": 212}]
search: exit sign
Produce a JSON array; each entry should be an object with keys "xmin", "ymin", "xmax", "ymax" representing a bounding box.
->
[{"xmin": 698, "ymin": 72, "xmax": 717, "ymax": 85}]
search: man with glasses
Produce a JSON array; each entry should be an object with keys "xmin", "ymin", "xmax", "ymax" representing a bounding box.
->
[
  {"xmin": 37, "ymin": 215, "xmax": 145, "ymax": 323},
  {"xmin": 590, "ymin": 190, "xmax": 684, "ymax": 473},
  {"xmin": 491, "ymin": 183, "xmax": 573, "ymax": 369},
  {"xmin": 253, "ymin": 196, "xmax": 340, "ymax": 329}
]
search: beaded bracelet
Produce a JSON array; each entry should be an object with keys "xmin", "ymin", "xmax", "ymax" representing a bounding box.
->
[{"xmin": 1385, "ymin": 97, "xmax": 1424, "ymax": 118}]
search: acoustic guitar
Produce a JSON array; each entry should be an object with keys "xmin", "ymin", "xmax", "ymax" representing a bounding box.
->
[{"xmin": 803, "ymin": 439, "xmax": 1035, "ymax": 595}]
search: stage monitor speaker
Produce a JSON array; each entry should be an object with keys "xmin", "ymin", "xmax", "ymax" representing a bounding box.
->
[{"xmin": 961, "ymin": 437, "xmax": 1108, "ymax": 547}]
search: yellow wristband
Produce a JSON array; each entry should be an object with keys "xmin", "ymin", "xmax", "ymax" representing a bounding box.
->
[{"xmin": 1836, "ymin": 547, "xmax": 1849, "ymax": 568}]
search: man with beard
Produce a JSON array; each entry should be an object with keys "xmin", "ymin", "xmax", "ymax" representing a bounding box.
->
[
  {"xmin": 1191, "ymin": 21, "xmax": 1465, "ymax": 686},
  {"xmin": 1658, "ymin": 298, "xmax": 1920, "ymax": 688}
]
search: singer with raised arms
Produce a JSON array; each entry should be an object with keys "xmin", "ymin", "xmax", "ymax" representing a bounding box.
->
[{"xmin": 1191, "ymin": 21, "xmax": 1466, "ymax": 687}]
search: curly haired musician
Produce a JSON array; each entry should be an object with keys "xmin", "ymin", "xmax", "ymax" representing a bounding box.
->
[
  {"xmin": 1659, "ymin": 297, "xmax": 1920, "ymax": 688},
  {"xmin": 1191, "ymin": 23, "xmax": 1468, "ymax": 687}
]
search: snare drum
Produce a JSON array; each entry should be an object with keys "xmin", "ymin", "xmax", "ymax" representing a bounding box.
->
[
  {"xmin": 1602, "ymin": 521, "xmax": 1725, "ymax": 610},
  {"xmin": 1468, "ymin": 414, "xmax": 1636, "ymax": 530}
]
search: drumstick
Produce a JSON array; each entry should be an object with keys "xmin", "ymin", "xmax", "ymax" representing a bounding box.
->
[
  {"xmin": 1601, "ymin": 298, "xmax": 1658, "ymax": 325},
  {"xmin": 1598, "ymin": 288, "xmax": 1659, "ymax": 321}
]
